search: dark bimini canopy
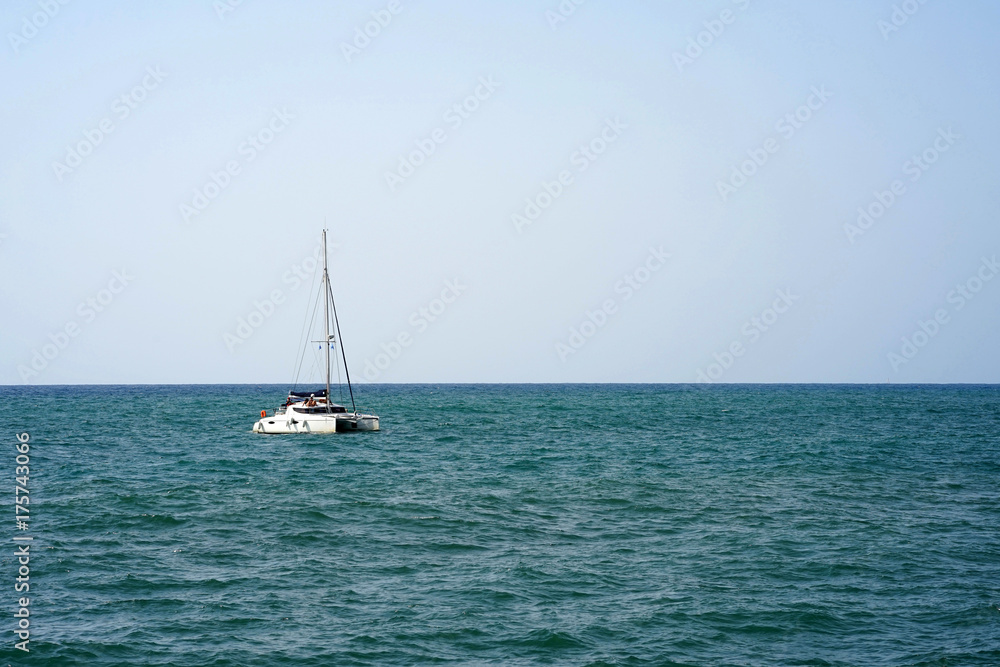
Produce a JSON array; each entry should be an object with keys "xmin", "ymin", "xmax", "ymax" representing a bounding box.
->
[{"xmin": 288, "ymin": 389, "xmax": 327, "ymax": 398}]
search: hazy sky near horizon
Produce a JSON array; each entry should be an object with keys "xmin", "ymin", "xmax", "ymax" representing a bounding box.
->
[{"xmin": 2, "ymin": 0, "xmax": 999, "ymax": 384}]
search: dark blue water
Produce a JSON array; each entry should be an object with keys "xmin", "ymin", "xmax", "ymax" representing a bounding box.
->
[{"xmin": 3, "ymin": 384, "xmax": 999, "ymax": 665}]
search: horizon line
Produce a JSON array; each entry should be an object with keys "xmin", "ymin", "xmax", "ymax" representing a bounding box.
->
[{"xmin": 2, "ymin": 382, "xmax": 999, "ymax": 387}]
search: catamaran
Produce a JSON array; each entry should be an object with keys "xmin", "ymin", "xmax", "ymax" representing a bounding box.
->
[{"xmin": 253, "ymin": 230, "xmax": 379, "ymax": 434}]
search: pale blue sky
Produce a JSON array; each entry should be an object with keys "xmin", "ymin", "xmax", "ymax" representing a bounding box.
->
[{"xmin": 2, "ymin": 0, "xmax": 999, "ymax": 384}]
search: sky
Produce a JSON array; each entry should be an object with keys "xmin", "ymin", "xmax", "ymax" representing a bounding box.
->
[{"xmin": 2, "ymin": 0, "xmax": 999, "ymax": 384}]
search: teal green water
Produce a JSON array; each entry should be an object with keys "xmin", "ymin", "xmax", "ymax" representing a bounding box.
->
[{"xmin": 3, "ymin": 384, "xmax": 999, "ymax": 666}]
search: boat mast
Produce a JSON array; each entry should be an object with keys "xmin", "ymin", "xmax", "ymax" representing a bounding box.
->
[{"xmin": 322, "ymin": 229, "xmax": 332, "ymax": 413}]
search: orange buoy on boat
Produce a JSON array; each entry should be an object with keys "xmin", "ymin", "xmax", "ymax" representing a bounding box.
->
[{"xmin": 260, "ymin": 410, "xmax": 266, "ymax": 418}]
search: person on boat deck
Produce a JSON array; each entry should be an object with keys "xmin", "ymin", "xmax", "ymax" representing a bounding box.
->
[{"xmin": 305, "ymin": 396, "xmax": 317, "ymax": 407}]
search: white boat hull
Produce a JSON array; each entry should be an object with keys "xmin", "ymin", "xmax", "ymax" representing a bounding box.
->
[{"xmin": 253, "ymin": 412, "xmax": 379, "ymax": 434}]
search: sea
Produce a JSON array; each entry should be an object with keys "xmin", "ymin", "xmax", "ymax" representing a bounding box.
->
[{"xmin": 2, "ymin": 384, "xmax": 999, "ymax": 666}]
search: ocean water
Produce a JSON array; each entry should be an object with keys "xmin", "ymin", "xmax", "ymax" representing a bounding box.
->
[{"xmin": 2, "ymin": 384, "xmax": 999, "ymax": 666}]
